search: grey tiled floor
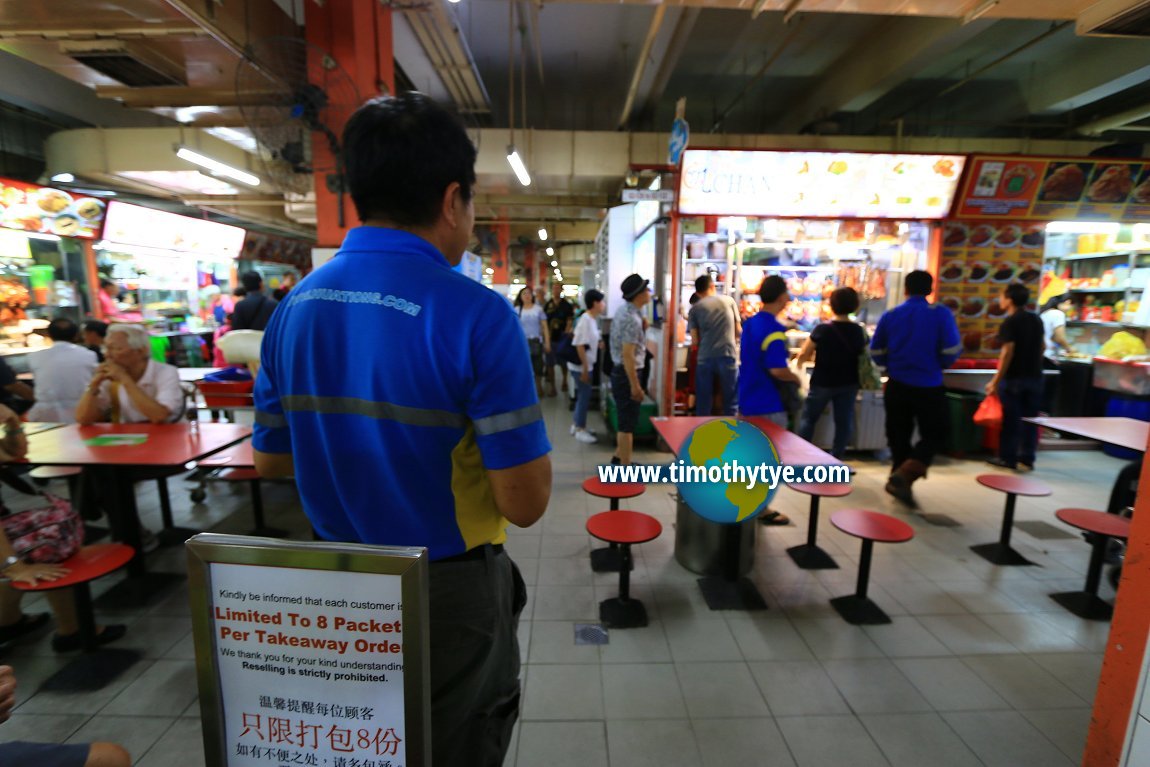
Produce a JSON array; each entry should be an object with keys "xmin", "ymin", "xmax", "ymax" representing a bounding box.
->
[{"xmin": 0, "ymin": 399, "xmax": 1126, "ymax": 765}]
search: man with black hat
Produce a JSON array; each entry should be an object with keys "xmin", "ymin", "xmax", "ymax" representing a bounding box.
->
[{"xmin": 609, "ymin": 274, "xmax": 649, "ymax": 465}]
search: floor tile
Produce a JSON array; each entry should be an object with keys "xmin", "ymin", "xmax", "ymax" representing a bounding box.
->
[
  {"xmin": 776, "ymin": 714, "xmax": 890, "ymax": 767},
  {"xmin": 893, "ymin": 657, "xmax": 1011, "ymax": 712},
  {"xmin": 862, "ymin": 616, "xmax": 952, "ymax": 659},
  {"xmin": 662, "ymin": 618, "xmax": 742, "ymax": 662},
  {"xmin": 790, "ymin": 617, "xmax": 885, "ymax": 659},
  {"xmin": 748, "ymin": 661, "xmax": 850, "ymax": 716},
  {"xmin": 1029, "ymin": 653, "xmax": 1104, "ymax": 702},
  {"xmin": 527, "ymin": 621, "xmax": 601, "ymax": 664},
  {"xmin": 65, "ymin": 714, "xmax": 175, "ymax": 760},
  {"xmin": 536, "ymin": 557, "xmax": 596, "ymax": 587},
  {"xmin": 18, "ymin": 658, "xmax": 154, "ymax": 715},
  {"xmin": 694, "ymin": 717, "xmax": 797, "ymax": 767},
  {"xmin": 1021, "ymin": 708, "xmax": 1091, "ymax": 762},
  {"xmin": 135, "ymin": 718, "xmax": 206, "ymax": 767},
  {"xmin": 606, "ymin": 719, "xmax": 702, "ymax": 767},
  {"xmin": 522, "ymin": 664, "xmax": 604, "ymax": 721},
  {"xmin": 598, "ymin": 622, "xmax": 672, "ymax": 664},
  {"xmin": 531, "ymin": 586, "xmax": 599, "ymax": 622},
  {"xmin": 0, "ymin": 712, "xmax": 87, "ymax": 743},
  {"xmin": 944, "ymin": 710, "xmax": 1075, "ymax": 767},
  {"xmin": 918, "ymin": 614, "xmax": 1018, "ymax": 655},
  {"xmin": 961, "ymin": 655, "xmax": 1087, "ymax": 709},
  {"xmin": 861, "ymin": 713, "xmax": 982, "ymax": 767},
  {"xmin": 102, "ymin": 660, "xmax": 198, "ymax": 717},
  {"xmin": 602, "ymin": 663, "xmax": 687, "ymax": 720},
  {"xmin": 516, "ymin": 721, "xmax": 608, "ymax": 767},
  {"xmin": 726, "ymin": 617, "xmax": 815, "ymax": 662},
  {"xmin": 821, "ymin": 659, "xmax": 933, "ymax": 714},
  {"xmin": 978, "ymin": 612, "xmax": 1088, "ymax": 653},
  {"xmin": 676, "ymin": 662, "xmax": 769, "ymax": 719}
]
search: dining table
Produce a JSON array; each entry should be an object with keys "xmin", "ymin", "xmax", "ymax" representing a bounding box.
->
[
  {"xmin": 651, "ymin": 416, "xmax": 845, "ymax": 611},
  {"xmin": 21, "ymin": 422, "xmax": 251, "ymax": 606},
  {"xmin": 1024, "ymin": 416, "xmax": 1148, "ymax": 453}
]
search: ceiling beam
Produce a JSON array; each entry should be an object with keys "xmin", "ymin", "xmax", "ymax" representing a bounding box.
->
[
  {"xmin": 0, "ymin": 24, "xmax": 208, "ymax": 40},
  {"xmin": 1025, "ymin": 39, "xmax": 1150, "ymax": 115},
  {"xmin": 618, "ymin": 5, "xmax": 667, "ymax": 128},
  {"xmin": 640, "ymin": 8, "xmax": 700, "ymax": 122},
  {"xmin": 773, "ymin": 16, "xmax": 984, "ymax": 133},
  {"xmin": 96, "ymin": 87, "xmax": 285, "ymax": 108}
]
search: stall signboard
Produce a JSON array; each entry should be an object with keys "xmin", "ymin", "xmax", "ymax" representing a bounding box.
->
[
  {"xmin": 243, "ymin": 232, "xmax": 313, "ymax": 268},
  {"xmin": 0, "ymin": 177, "xmax": 106, "ymax": 239},
  {"xmin": 187, "ymin": 534, "xmax": 431, "ymax": 767},
  {"xmin": 957, "ymin": 155, "xmax": 1150, "ymax": 221},
  {"xmin": 103, "ymin": 201, "xmax": 246, "ymax": 258},
  {"xmin": 677, "ymin": 149, "xmax": 965, "ymax": 219}
]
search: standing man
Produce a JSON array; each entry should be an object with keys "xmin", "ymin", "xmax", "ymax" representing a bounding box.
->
[
  {"xmin": 543, "ymin": 281, "xmax": 574, "ymax": 398},
  {"xmin": 688, "ymin": 274, "xmax": 741, "ymax": 415},
  {"xmin": 569, "ymin": 289, "xmax": 605, "ymax": 443},
  {"xmin": 230, "ymin": 272, "xmax": 278, "ymax": 331},
  {"xmin": 252, "ymin": 93, "xmax": 551, "ymax": 767},
  {"xmin": 28, "ymin": 318, "xmax": 97, "ymax": 423},
  {"xmin": 870, "ymin": 270, "xmax": 962, "ymax": 508},
  {"xmin": 609, "ymin": 274, "xmax": 650, "ymax": 465},
  {"xmin": 986, "ymin": 282, "xmax": 1045, "ymax": 471}
]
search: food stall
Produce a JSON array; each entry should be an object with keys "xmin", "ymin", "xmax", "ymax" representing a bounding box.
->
[
  {"xmin": 672, "ymin": 149, "xmax": 967, "ymax": 449},
  {"xmin": 96, "ymin": 201, "xmax": 246, "ymax": 365},
  {"xmin": 0, "ymin": 177, "xmax": 107, "ymax": 369},
  {"xmin": 943, "ymin": 154, "xmax": 1150, "ymax": 420}
]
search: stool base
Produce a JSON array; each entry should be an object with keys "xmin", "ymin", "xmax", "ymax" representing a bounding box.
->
[
  {"xmin": 40, "ymin": 648, "xmax": 141, "ymax": 692},
  {"xmin": 600, "ymin": 597, "xmax": 648, "ymax": 628},
  {"xmin": 970, "ymin": 542, "xmax": 1036, "ymax": 567},
  {"xmin": 1050, "ymin": 591, "xmax": 1113, "ymax": 621},
  {"xmin": 787, "ymin": 544, "xmax": 839, "ymax": 570},
  {"xmin": 590, "ymin": 545, "xmax": 631, "ymax": 573},
  {"xmin": 830, "ymin": 594, "xmax": 892, "ymax": 625},
  {"xmin": 697, "ymin": 576, "xmax": 768, "ymax": 612}
]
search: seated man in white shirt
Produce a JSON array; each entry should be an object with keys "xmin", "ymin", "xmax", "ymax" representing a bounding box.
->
[
  {"xmin": 28, "ymin": 318, "xmax": 98, "ymax": 424},
  {"xmin": 75, "ymin": 324, "xmax": 183, "ymax": 425}
]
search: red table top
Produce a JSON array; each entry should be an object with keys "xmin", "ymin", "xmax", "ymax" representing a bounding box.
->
[
  {"xmin": 1024, "ymin": 416, "xmax": 1148, "ymax": 453},
  {"xmin": 22, "ymin": 423, "xmax": 251, "ymax": 467},
  {"xmin": 196, "ymin": 438, "xmax": 255, "ymax": 468},
  {"xmin": 651, "ymin": 416, "xmax": 843, "ymax": 467},
  {"xmin": 582, "ymin": 476, "xmax": 646, "ymax": 499},
  {"xmin": 976, "ymin": 473, "xmax": 1053, "ymax": 497},
  {"xmin": 587, "ymin": 510, "xmax": 663, "ymax": 545},
  {"xmin": 788, "ymin": 482, "xmax": 853, "ymax": 498},
  {"xmin": 1056, "ymin": 508, "xmax": 1132, "ymax": 539},
  {"xmin": 831, "ymin": 509, "xmax": 914, "ymax": 544},
  {"xmin": 12, "ymin": 543, "xmax": 134, "ymax": 592}
]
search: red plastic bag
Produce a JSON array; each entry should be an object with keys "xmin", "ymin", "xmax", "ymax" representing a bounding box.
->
[{"xmin": 973, "ymin": 394, "xmax": 1003, "ymax": 427}]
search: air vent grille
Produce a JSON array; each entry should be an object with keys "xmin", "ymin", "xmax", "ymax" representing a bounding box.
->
[{"xmin": 70, "ymin": 53, "xmax": 184, "ymax": 87}]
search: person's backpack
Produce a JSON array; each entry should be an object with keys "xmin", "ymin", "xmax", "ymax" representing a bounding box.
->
[{"xmin": 555, "ymin": 333, "xmax": 582, "ymax": 366}]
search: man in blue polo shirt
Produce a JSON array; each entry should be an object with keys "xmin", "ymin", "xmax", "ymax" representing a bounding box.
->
[
  {"xmin": 870, "ymin": 269, "xmax": 961, "ymax": 508},
  {"xmin": 253, "ymin": 93, "xmax": 551, "ymax": 767}
]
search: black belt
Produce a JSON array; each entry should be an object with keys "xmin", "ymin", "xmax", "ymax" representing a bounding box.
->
[{"xmin": 435, "ymin": 543, "xmax": 504, "ymax": 564}]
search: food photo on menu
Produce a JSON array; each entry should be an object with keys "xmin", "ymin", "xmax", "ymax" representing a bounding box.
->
[
  {"xmin": 1039, "ymin": 162, "xmax": 1090, "ymax": 202},
  {"xmin": 1132, "ymin": 167, "xmax": 1150, "ymax": 204},
  {"xmin": 1086, "ymin": 164, "xmax": 1136, "ymax": 203}
]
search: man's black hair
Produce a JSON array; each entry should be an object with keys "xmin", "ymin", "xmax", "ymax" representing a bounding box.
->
[
  {"xmin": 694, "ymin": 274, "xmax": 713, "ymax": 294},
  {"xmin": 241, "ymin": 272, "xmax": 263, "ymax": 292},
  {"xmin": 99, "ymin": 278, "xmax": 115, "ymax": 289},
  {"xmin": 82, "ymin": 320, "xmax": 107, "ymax": 338},
  {"xmin": 830, "ymin": 287, "xmax": 860, "ymax": 316},
  {"xmin": 905, "ymin": 270, "xmax": 933, "ymax": 297},
  {"xmin": 1005, "ymin": 282, "xmax": 1030, "ymax": 308},
  {"xmin": 584, "ymin": 289, "xmax": 604, "ymax": 309},
  {"xmin": 47, "ymin": 317, "xmax": 78, "ymax": 343},
  {"xmin": 759, "ymin": 275, "xmax": 788, "ymax": 304},
  {"xmin": 342, "ymin": 92, "xmax": 477, "ymax": 228}
]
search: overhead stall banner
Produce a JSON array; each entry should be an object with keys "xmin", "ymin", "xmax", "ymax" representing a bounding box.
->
[
  {"xmin": 0, "ymin": 178, "xmax": 106, "ymax": 239},
  {"xmin": 957, "ymin": 155, "xmax": 1150, "ymax": 221}
]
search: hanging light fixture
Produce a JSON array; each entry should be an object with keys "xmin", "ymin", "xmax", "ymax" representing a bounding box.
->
[
  {"xmin": 507, "ymin": 147, "xmax": 531, "ymax": 187},
  {"xmin": 538, "ymin": 227, "xmax": 548, "ymax": 241},
  {"xmin": 545, "ymin": 246, "xmax": 554, "ymax": 256}
]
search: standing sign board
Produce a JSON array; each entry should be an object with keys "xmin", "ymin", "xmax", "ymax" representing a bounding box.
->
[{"xmin": 187, "ymin": 534, "xmax": 431, "ymax": 767}]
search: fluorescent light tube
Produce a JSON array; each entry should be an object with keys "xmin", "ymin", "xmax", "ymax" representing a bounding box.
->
[
  {"xmin": 50, "ymin": 173, "xmax": 74, "ymax": 183},
  {"xmin": 176, "ymin": 147, "xmax": 260, "ymax": 187},
  {"xmin": 538, "ymin": 228, "xmax": 548, "ymax": 241},
  {"xmin": 507, "ymin": 146, "xmax": 531, "ymax": 187}
]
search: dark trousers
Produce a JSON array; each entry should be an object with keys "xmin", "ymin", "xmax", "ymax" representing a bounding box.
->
[
  {"xmin": 884, "ymin": 379, "xmax": 948, "ymax": 471},
  {"xmin": 798, "ymin": 385, "xmax": 859, "ymax": 459},
  {"xmin": 429, "ymin": 549, "xmax": 526, "ymax": 767},
  {"xmin": 695, "ymin": 356, "xmax": 737, "ymax": 416},
  {"xmin": 1040, "ymin": 357, "xmax": 1060, "ymax": 415},
  {"xmin": 998, "ymin": 376, "xmax": 1043, "ymax": 467}
]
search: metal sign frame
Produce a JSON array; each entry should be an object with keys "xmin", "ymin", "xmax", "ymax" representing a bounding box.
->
[{"xmin": 187, "ymin": 533, "xmax": 431, "ymax": 767}]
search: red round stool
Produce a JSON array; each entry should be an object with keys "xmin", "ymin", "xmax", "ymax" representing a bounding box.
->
[
  {"xmin": 971, "ymin": 474, "xmax": 1052, "ymax": 566},
  {"xmin": 582, "ymin": 477, "xmax": 646, "ymax": 573},
  {"xmin": 586, "ymin": 510, "xmax": 661, "ymax": 628},
  {"xmin": 786, "ymin": 482, "xmax": 852, "ymax": 570},
  {"xmin": 829, "ymin": 510, "xmax": 914, "ymax": 625},
  {"xmin": 1051, "ymin": 509, "xmax": 1131, "ymax": 621},
  {"xmin": 217, "ymin": 468, "xmax": 288, "ymax": 538}
]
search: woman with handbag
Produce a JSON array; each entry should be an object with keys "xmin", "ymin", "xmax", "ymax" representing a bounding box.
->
[
  {"xmin": 514, "ymin": 287, "xmax": 550, "ymax": 399},
  {"xmin": 795, "ymin": 288, "xmax": 867, "ymax": 460},
  {"xmin": 0, "ymin": 404, "xmax": 126, "ymax": 652}
]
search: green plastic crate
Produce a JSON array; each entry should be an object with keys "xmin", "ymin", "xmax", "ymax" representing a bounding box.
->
[{"xmin": 945, "ymin": 391, "xmax": 984, "ymax": 456}]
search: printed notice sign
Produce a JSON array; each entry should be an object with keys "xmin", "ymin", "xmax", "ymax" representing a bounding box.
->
[{"xmin": 188, "ymin": 535, "xmax": 430, "ymax": 767}]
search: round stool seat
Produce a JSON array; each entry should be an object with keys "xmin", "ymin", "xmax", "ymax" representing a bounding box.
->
[
  {"xmin": 788, "ymin": 482, "xmax": 852, "ymax": 498},
  {"xmin": 11, "ymin": 544, "xmax": 134, "ymax": 593},
  {"xmin": 29, "ymin": 466, "xmax": 82, "ymax": 480},
  {"xmin": 587, "ymin": 510, "xmax": 662, "ymax": 546},
  {"xmin": 219, "ymin": 468, "xmax": 260, "ymax": 482},
  {"xmin": 831, "ymin": 509, "xmax": 914, "ymax": 544},
  {"xmin": 582, "ymin": 477, "xmax": 645, "ymax": 500},
  {"xmin": 1056, "ymin": 508, "xmax": 1131, "ymax": 540},
  {"xmin": 976, "ymin": 474, "xmax": 1052, "ymax": 497}
]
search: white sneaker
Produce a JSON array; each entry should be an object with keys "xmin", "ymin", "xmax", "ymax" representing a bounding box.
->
[
  {"xmin": 140, "ymin": 527, "xmax": 160, "ymax": 554},
  {"xmin": 574, "ymin": 430, "xmax": 598, "ymax": 444},
  {"xmin": 569, "ymin": 424, "xmax": 577, "ymax": 436}
]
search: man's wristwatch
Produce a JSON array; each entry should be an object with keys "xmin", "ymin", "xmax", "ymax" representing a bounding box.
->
[{"xmin": 0, "ymin": 555, "xmax": 20, "ymax": 573}]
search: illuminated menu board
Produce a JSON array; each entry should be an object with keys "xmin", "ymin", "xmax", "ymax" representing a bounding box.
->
[
  {"xmin": 957, "ymin": 155, "xmax": 1150, "ymax": 221},
  {"xmin": 0, "ymin": 178, "xmax": 106, "ymax": 239},
  {"xmin": 677, "ymin": 150, "xmax": 966, "ymax": 219},
  {"xmin": 102, "ymin": 201, "xmax": 246, "ymax": 258}
]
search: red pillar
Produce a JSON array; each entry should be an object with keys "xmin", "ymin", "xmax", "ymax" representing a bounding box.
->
[
  {"xmin": 491, "ymin": 222, "xmax": 510, "ymax": 284},
  {"xmin": 305, "ymin": 0, "xmax": 395, "ymax": 248}
]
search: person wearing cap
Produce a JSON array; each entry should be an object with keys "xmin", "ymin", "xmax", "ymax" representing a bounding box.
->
[
  {"xmin": 609, "ymin": 274, "xmax": 650, "ymax": 465},
  {"xmin": 569, "ymin": 289, "xmax": 605, "ymax": 443}
]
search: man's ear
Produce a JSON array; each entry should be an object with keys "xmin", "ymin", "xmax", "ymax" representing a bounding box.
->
[{"xmin": 442, "ymin": 182, "xmax": 462, "ymax": 228}]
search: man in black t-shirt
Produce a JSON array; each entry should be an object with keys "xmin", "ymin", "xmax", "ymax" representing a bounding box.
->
[
  {"xmin": 986, "ymin": 282, "xmax": 1045, "ymax": 471},
  {"xmin": 543, "ymin": 282, "xmax": 574, "ymax": 397},
  {"xmin": 231, "ymin": 272, "xmax": 278, "ymax": 331}
]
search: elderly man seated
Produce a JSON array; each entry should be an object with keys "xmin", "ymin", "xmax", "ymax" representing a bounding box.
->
[{"xmin": 76, "ymin": 324, "xmax": 183, "ymax": 426}]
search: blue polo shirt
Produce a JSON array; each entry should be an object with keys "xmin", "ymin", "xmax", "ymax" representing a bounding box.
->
[
  {"xmin": 738, "ymin": 311, "xmax": 789, "ymax": 415},
  {"xmin": 870, "ymin": 296, "xmax": 962, "ymax": 388},
  {"xmin": 253, "ymin": 227, "xmax": 551, "ymax": 560}
]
